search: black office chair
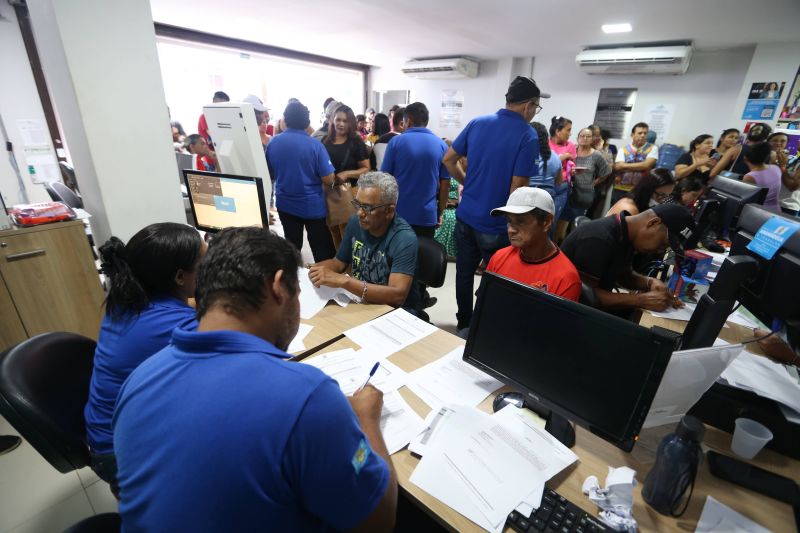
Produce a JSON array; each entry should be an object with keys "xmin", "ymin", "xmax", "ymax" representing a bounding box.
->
[
  {"xmin": 579, "ymin": 282, "xmax": 598, "ymax": 308},
  {"xmin": 59, "ymin": 162, "xmax": 80, "ymax": 191},
  {"xmin": 0, "ymin": 332, "xmax": 96, "ymax": 473},
  {"xmin": 63, "ymin": 513, "xmax": 121, "ymax": 533},
  {"xmin": 416, "ymin": 236, "xmax": 447, "ymax": 289},
  {"xmin": 45, "ymin": 181, "xmax": 84, "ymax": 209},
  {"xmin": 573, "ymin": 215, "xmax": 591, "ymax": 229}
]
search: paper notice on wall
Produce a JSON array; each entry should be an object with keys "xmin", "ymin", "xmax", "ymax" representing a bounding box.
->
[
  {"xmin": 23, "ymin": 146, "xmax": 60, "ymax": 184},
  {"xmin": 440, "ymin": 90, "xmax": 464, "ymax": 129},
  {"xmin": 645, "ymin": 104, "xmax": 675, "ymax": 142},
  {"xmin": 593, "ymin": 88, "xmax": 637, "ymax": 139},
  {"xmin": 16, "ymin": 119, "xmax": 49, "ymax": 147}
]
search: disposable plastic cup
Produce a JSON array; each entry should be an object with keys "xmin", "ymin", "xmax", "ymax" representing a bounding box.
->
[{"xmin": 731, "ymin": 418, "xmax": 773, "ymax": 459}]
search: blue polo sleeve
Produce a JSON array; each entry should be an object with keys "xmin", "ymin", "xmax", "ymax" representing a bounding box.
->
[
  {"xmin": 380, "ymin": 137, "xmax": 396, "ymax": 174},
  {"xmin": 282, "ymin": 379, "xmax": 390, "ymax": 530},
  {"xmin": 451, "ymin": 119, "xmax": 473, "ymax": 156},
  {"xmin": 512, "ymin": 127, "xmax": 539, "ymax": 177},
  {"xmin": 316, "ymin": 143, "xmax": 335, "ymax": 177},
  {"xmin": 335, "ymin": 217, "xmax": 359, "ymax": 265},
  {"xmin": 265, "ymin": 142, "xmax": 275, "ymax": 178},
  {"xmin": 388, "ymin": 228, "xmax": 417, "ymax": 276},
  {"xmin": 438, "ymin": 140, "xmax": 450, "ymax": 180}
]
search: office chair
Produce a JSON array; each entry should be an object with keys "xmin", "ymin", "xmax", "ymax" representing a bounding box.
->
[
  {"xmin": 416, "ymin": 236, "xmax": 447, "ymax": 289},
  {"xmin": 63, "ymin": 513, "xmax": 121, "ymax": 533},
  {"xmin": 59, "ymin": 162, "xmax": 79, "ymax": 191},
  {"xmin": 579, "ymin": 282, "xmax": 598, "ymax": 308},
  {"xmin": 573, "ymin": 215, "xmax": 591, "ymax": 229},
  {"xmin": 44, "ymin": 180, "xmax": 84, "ymax": 209},
  {"xmin": 0, "ymin": 332, "xmax": 96, "ymax": 473}
]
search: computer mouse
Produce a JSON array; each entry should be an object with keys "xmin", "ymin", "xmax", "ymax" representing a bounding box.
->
[{"xmin": 493, "ymin": 391, "xmax": 526, "ymax": 412}]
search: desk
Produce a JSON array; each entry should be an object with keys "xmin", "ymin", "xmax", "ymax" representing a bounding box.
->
[
  {"xmin": 292, "ymin": 302, "xmax": 392, "ymax": 357},
  {"xmin": 307, "ymin": 313, "xmax": 799, "ymax": 532}
]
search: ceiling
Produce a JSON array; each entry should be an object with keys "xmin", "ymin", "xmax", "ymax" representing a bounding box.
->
[{"xmin": 150, "ymin": 0, "xmax": 800, "ymax": 66}]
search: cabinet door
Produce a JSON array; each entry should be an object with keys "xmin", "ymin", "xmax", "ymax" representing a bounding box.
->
[
  {"xmin": 0, "ymin": 224, "xmax": 104, "ymax": 339},
  {"xmin": 0, "ymin": 273, "xmax": 28, "ymax": 350}
]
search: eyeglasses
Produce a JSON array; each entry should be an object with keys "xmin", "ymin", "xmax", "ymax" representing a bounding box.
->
[{"xmin": 351, "ymin": 199, "xmax": 391, "ymax": 214}]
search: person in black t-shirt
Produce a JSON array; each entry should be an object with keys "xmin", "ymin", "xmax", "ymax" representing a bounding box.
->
[
  {"xmin": 561, "ymin": 203, "xmax": 693, "ymax": 313},
  {"xmin": 675, "ymin": 134, "xmax": 715, "ymax": 183}
]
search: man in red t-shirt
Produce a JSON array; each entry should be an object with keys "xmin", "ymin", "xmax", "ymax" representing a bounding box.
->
[
  {"xmin": 487, "ymin": 187, "xmax": 581, "ymax": 301},
  {"xmin": 198, "ymin": 91, "xmax": 230, "ymax": 143}
]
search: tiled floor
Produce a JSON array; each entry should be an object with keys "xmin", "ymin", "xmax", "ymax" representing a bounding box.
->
[{"xmin": 0, "ymin": 242, "xmax": 471, "ymax": 532}]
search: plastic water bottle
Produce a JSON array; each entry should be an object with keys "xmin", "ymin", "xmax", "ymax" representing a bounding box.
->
[{"xmin": 642, "ymin": 415, "xmax": 705, "ymax": 516}]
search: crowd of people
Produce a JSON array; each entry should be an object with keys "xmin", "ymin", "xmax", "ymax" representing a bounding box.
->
[{"xmin": 81, "ymin": 75, "xmax": 800, "ymax": 529}]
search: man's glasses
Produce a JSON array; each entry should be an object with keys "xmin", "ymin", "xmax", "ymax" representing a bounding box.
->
[{"xmin": 351, "ymin": 199, "xmax": 391, "ymax": 214}]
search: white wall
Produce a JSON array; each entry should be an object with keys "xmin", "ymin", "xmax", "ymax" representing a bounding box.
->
[
  {"xmin": 372, "ymin": 47, "xmax": 756, "ymax": 148},
  {"xmin": 732, "ymin": 41, "xmax": 800, "ymax": 129},
  {"xmin": 0, "ymin": 4, "xmax": 56, "ymax": 207},
  {"xmin": 28, "ymin": 0, "xmax": 185, "ymax": 244}
]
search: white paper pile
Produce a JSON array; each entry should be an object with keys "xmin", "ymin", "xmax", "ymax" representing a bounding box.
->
[
  {"xmin": 287, "ymin": 323, "xmax": 313, "ymax": 354},
  {"xmin": 720, "ymin": 350, "xmax": 800, "ymax": 419},
  {"xmin": 410, "ymin": 405, "xmax": 577, "ymax": 532},
  {"xmin": 298, "ymin": 267, "xmax": 351, "ymax": 319},
  {"xmin": 343, "ymin": 308, "xmax": 438, "ymax": 357}
]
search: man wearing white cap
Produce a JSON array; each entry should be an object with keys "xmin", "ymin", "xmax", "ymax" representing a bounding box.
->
[{"xmin": 487, "ymin": 187, "xmax": 582, "ymax": 302}]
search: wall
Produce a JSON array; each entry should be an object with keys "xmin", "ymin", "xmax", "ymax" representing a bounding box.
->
[
  {"xmin": 372, "ymin": 47, "xmax": 756, "ymax": 148},
  {"xmin": 732, "ymin": 41, "xmax": 800, "ymax": 130},
  {"xmin": 28, "ymin": 0, "xmax": 185, "ymax": 244},
  {"xmin": 0, "ymin": 5, "xmax": 56, "ymax": 207}
]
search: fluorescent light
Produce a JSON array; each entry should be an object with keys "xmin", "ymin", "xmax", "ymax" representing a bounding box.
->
[{"xmin": 602, "ymin": 23, "xmax": 632, "ymax": 34}]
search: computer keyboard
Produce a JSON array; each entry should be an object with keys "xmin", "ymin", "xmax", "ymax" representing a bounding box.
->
[{"xmin": 507, "ymin": 488, "xmax": 611, "ymax": 533}]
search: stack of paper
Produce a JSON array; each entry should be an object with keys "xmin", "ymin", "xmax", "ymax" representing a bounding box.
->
[
  {"xmin": 720, "ymin": 350, "xmax": 800, "ymax": 420},
  {"xmin": 410, "ymin": 405, "xmax": 578, "ymax": 532},
  {"xmin": 695, "ymin": 496, "xmax": 770, "ymax": 533},
  {"xmin": 380, "ymin": 391, "xmax": 425, "ymax": 454},
  {"xmin": 287, "ymin": 323, "xmax": 314, "ymax": 353},
  {"xmin": 344, "ymin": 308, "xmax": 438, "ymax": 358},
  {"xmin": 298, "ymin": 267, "xmax": 351, "ymax": 319},
  {"xmin": 406, "ymin": 346, "xmax": 504, "ymax": 409}
]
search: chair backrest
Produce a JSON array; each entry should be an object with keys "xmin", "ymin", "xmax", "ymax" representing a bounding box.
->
[
  {"xmin": 416, "ymin": 236, "xmax": 447, "ymax": 288},
  {"xmin": 656, "ymin": 143, "xmax": 686, "ymax": 171},
  {"xmin": 44, "ymin": 181, "xmax": 83, "ymax": 209},
  {"xmin": 0, "ymin": 332, "xmax": 96, "ymax": 473},
  {"xmin": 579, "ymin": 282, "xmax": 598, "ymax": 308}
]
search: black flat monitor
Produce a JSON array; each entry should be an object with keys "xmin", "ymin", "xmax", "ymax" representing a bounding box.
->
[
  {"xmin": 183, "ymin": 169, "xmax": 268, "ymax": 233},
  {"xmin": 730, "ymin": 204, "xmax": 800, "ymax": 340},
  {"xmin": 706, "ymin": 176, "xmax": 767, "ymax": 239},
  {"xmin": 462, "ymin": 273, "xmax": 675, "ymax": 452}
]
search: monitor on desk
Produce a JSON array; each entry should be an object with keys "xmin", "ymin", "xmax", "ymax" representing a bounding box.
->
[
  {"xmin": 462, "ymin": 273, "xmax": 675, "ymax": 452},
  {"xmin": 183, "ymin": 169, "xmax": 268, "ymax": 233},
  {"xmin": 705, "ymin": 176, "xmax": 767, "ymax": 239}
]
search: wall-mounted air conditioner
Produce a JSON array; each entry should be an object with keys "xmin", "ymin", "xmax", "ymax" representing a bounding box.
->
[
  {"xmin": 576, "ymin": 44, "xmax": 693, "ymax": 75},
  {"xmin": 402, "ymin": 57, "xmax": 479, "ymax": 79}
]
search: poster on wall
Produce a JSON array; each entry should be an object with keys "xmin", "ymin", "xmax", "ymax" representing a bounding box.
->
[
  {"xmin": 741, "ymin": 81, "xmax": 785, "ymax": 120},
  {"xmin": 440, "ymin": 90, "xmax": 464, "ymax": 129},
  {"xmin": 777, "ymin": 66, "xmax": 800, "ymax": 129},
  {"xmin": 593, "ymin": 88, "xmax": 637, "ymax": 139},
  {"xmin": 644, "ymin": 104, "xmax": 675, "ymax": 142}
]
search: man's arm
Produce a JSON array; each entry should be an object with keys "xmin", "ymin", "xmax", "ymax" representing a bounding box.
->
[
  {"xmin": 308, "ymin": 268, "xmax": 412, "ymax": 307},
  {"xmin": 311, "ymin": 257, "xmax": 348, "ymax": 272},
  {"xmin": 321, "ymin": 172, "xmax": 335, "ymax": 187},
  {"xmin": 709, "ymin": 145, "xmax": 740, "ymax": 179},
  {"xmin": 510, "ymin": 176, "xmax": 528, "ymax": 192},
  {"xmin": 443, "ymin": 147, "xmax": 466, "ymax": 184},
  {"xmin": 616, "ymin": 157, "xmax": 657, "ymax": 172}
]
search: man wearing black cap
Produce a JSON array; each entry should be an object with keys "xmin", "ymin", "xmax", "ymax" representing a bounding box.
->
[
  {"xmin": 561, "ymin": 203, "xmax": 694, "ymax": 312},
  {"xmin": 442, "ymin": 76, "xmax": 549, "ymax": 331}
]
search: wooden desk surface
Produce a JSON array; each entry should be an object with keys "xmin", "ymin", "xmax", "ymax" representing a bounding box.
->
[
  {"xmin": 292, "ymin": 302, "xmax": 392, "ymax": 357},
  {"xmin": 308, "ymin": 312, "xmax": 798, "ymax": 532}
]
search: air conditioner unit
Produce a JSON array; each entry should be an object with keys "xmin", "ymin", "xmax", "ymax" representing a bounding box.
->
[
  {"xmin": 576, "ymin": 45, "xmax": 693, "ymax": 75},
  {"xmin": 402, "ymin": 57, "xmax": 479, "ymax": 79}
]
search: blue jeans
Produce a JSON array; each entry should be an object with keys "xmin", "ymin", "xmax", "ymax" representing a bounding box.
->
[
  {"xmin": 454, "ymin": 219, "xmax": 509, "ymax": 329},
  {"xmin": 551, "ymin": 183, "xmax": 570, "ymax": 238}
]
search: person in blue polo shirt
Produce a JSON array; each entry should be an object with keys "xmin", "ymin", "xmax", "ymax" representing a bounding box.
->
[
  {"xmin": 84, "ymin": 223, "xmax": 206, "ymax": 496},
  {"xmin": 113, "ymin": 228, "xmax": 397, "ymax": 532},
  {"xmin": 443, "ymin": 76, "xmax": 547, "ymax": 331},
  {"xmin": 266, "ymin": 100, "xmax": 337, "ymax": 261},
  {"xmin": 381, "ymin": 101, "xmax": 450, "ymax": 238}
]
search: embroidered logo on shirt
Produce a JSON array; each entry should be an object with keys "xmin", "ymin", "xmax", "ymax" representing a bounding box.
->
[{"xmin": 351, "ymin": 438, "xmax": 371, "ymax": 474}]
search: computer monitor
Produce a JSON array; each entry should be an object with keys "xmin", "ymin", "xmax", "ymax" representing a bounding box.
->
[
  {"xmin": 462, "ymin": 273, "xmax": 676, "ymax": 452},
  {"xmin": 203, "ymin": 102, "xmax": 272, "ymax": 210},
  {"xmin": 730, "ymin": 204, "xmax": 800, "ymax": 340},
  {"xmin": 705, "ymin": 176, "xmax": 767, "ymax": 239},
  {"xmin": 182, "ymin": 169, "xmax": 268, "ymax": 233}
]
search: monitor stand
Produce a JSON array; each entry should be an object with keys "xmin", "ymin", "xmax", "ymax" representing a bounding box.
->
[{"xmin": 493, "ymin": 392, "xmax": 576, "ymax": 448}]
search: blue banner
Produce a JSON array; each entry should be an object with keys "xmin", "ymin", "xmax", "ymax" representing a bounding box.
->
[{"xmin": 746, "ymin": 216, "xmax": 800, "ymax": 260}]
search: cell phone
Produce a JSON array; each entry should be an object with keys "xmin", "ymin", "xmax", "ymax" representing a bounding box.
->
[{"xmin": 707, "ymin": 451, "xmax": 800, "ymax": 506}]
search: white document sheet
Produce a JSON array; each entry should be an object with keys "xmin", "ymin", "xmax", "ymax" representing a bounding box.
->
[
  {"xmin": 380, "ymin": 391, "xmax": 425, "ymax": 455},
  {"xmin": 720, "ymin": 351, "xmax": 800, "ymax": 414},
  {"xmin": 298, "ymin": 267, "xmax": 351, "ymax": 319},
  {"xmin": 408, "ymin": 404, "xmax": 462, "ymax": 457},
  {"xmin": 695, "ymin": 496, "xmax": 771, "ymax": 533},
  {"xmin": 300, "ymin": 348, "xmax": 407, "ymax": 395},
  {"xmin": 407, "ymin": 346, "xmax": 504, "ymax": 409},
  {"xmin": 287, "ymin": 323, "xmax": 313, "ymax": 354},
  {"xmin": 649, "ymin": 301, "xmax": 697, "ymax": 322},
  {"xmin": 343, "ymin": 308, "xmax": 437, "ymax": 357}
]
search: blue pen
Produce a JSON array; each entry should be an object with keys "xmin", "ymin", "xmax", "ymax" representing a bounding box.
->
[{"xmin": 357, "ymin": 362, "xmax": 380, "ymax": 393}]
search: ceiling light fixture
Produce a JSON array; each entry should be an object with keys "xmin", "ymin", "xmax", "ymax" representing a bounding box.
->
[{"xmin": 602, "ymin": 23, "xmax": 632, "ymax": 34}]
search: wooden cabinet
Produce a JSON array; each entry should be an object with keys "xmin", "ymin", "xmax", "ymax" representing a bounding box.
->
[{"xmin": 0, "ymin": 221, "xmax": 104, "ymax": 350}]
